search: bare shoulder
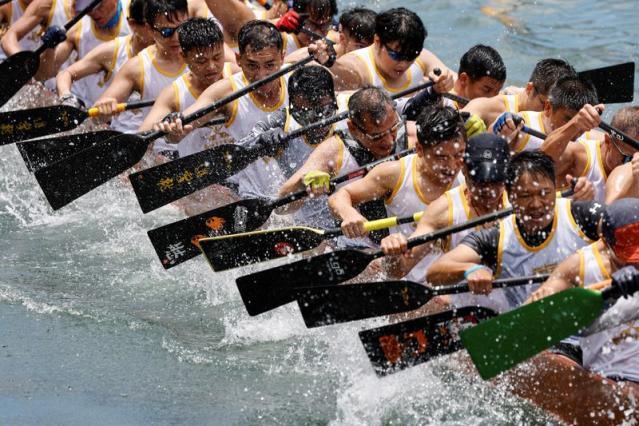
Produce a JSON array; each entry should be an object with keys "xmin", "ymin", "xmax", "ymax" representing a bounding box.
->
[{"xmin": 423, "ymin": 192, "xmax": 451, "ymax": 228}]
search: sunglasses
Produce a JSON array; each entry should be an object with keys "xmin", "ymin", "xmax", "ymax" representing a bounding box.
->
[
  {"xmin": 290, "ymin": 102, "xmax": 338, "ymax": 126},
  {"xmin": 153, "ymin": 25, "xmax": 179, "ymax": 38},
  {"xmin": 383, "ymin": 44, "xmax": 419, "ymax": 62},
  {"xmin": 352, "ymin": 113, "xmax": 402, "ymax": 141}
]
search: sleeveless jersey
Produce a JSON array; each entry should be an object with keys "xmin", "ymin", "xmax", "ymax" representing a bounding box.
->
[
  {"xmin": 495, "ymin": 198, "xmax": 592, "ymax": 309},
  {"xmin": 512, "ymin": 110, "xmax": 546, "ymax": 153},
  {"xmin": 576, "ymin": 139, "xmax": 608, "ymax": 203},
  {"xmin": 225, "ymin": 71, "xmax": 289, "ymax": 198},
  {"xmin": 170, "ymin": 63, "xmax": 234, "ymax": 157},
  {"xmin": 578, "ymin": 243, "xmax": 639, "ymax": 382},
  {"xmin": 501, "ymin": 94, "xmax": 521, "ymax": 114},
  {"xmin": 104, "ymin": 35, "xmax": 142, "ymax": 133},
  {"xmin": 384, "ymin": 154, "xmax": 464, "ymax": 282},
  {"xmin": 350, "ymin": 46, "xmax": 428, "ymax": 95},
  {"xmin": 72, "ymin": 0, "xmax": 131, "ymax": 104}
]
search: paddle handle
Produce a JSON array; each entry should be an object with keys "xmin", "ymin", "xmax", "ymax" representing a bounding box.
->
[
  {"xmin": 599, "ymin": 121, "xmax": 639, "ymax": 150},
  {"xmin": 404, "ymin": 207, "xmax": 513, "ymax": 251},
  {"xmin": 323, "ymin": 211, "xmax": 425, "ymax": 239},
  {"xmin": 87, "ymin": 100, "xmax": 156, "ymax": 118},
  {"xmin": 65, "ymin": 0, "xmax": 102, "ymax": 31},
  {"xmin": 442, "ymin": 92, "xmax": 469, "ymax": 106},
  {"xmin": 432, "ymin": 274, "xmax": 550, "ymax": 296}
]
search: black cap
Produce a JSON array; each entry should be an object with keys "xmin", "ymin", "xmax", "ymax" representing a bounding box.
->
[{"xmin": 464, "ymin": 133, "xmax": 510, "ymax": 183}]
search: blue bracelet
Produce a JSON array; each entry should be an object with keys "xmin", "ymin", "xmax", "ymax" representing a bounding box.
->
[{"xmin": 464, "ymin": 264, "xmax": 490, "ymax": 279}]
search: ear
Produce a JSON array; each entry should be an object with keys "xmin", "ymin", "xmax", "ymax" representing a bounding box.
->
[
  {"xmin": 458, "ymin": 72, "xmax": 469, "ymax": 87},
  {"xmin": 373, "ymin": 34, "xmax": 381, "ymax": 48},
  {"xmin": 525, "ymin": 82, "xmax": 534, "ymax": 95},
  {"xmin": 543, "ymin": 99, "xmax": 552, "ymax": 117}
]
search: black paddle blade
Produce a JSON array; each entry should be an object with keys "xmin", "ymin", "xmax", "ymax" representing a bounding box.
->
[
  {"xmin": 129, "ymin": 144, "xmax": 256, "ymax": 213},
  {"xmin": 33, "ymin": 133, "xmax": 145, "ymax": 210},
  {"xmin": 0, "ymin": 51, "xmax": 40, "ymax": 107},
  {"xmin": 295, "ymin": 281, "xmax": 432, "ymax": 328},
  {"xmin": 199, "ymin": 226, "xmax": 326, "ymax": 272},
  {"xmin": 235, "ymin": 249, "xmax": 374, "ymax": 316},
  {"xmin": 578, "ymin": 62, "xmax": 634, "ymax": 104},
  {"xmin": 0, "ymin": 105, "xmax": 89, "ymax": 145},
  {"xmin": 359, "ymin": 307, "xmax": 497, "ymax": 377},
  {"xmin": 16, "ymin": 130, "xmax": 121, "ymax": 172},
  {"xmin": 148, "ymin": 198, "xmax": 272, "ymax": 269}
]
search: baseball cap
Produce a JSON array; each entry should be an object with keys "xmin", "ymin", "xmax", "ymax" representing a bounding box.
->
[
  {"xmin": 602, "ymin": 198, "xmax": 639, "ymax": 263},
  {"xmin": 464, "ymin": 133, "xmax": 510, "ymax": 183}
]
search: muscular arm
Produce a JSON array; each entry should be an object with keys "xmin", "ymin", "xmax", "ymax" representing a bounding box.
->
[
  {"xmin": 328, "ymin": 161, "xmax": 399, "ymax": 220},
  {"xmin": 328, "ymin": 53, "xmax": 367, "ymax": 91},
  {"xmin": 526, "ymin": 251, "xmax": 581, "ymax": 303},
  {"xmin": 205, "ymin": 0, "xmax": 255, "ymax": 44},
  {"xmin": 426, "ymin": 226, "xmax": 499, "ymax": 285},
  {"xmin": 462, "ymin": 96, "xmax": 505, "ymax": 128},
  {"xmin": 56, "ymin": 40, "xmax": 115, "ymax": 97},
  {"xmin": 417, "ymin": 48, "xmax": 452, "ymax": 78},
  {"xmin": 95, "ymin": 57, "xmax": 141, "ymax": 105},
  {"xmin": 605, "ymin": 160, "xmax": 639, "ymax": 204},
  {"xmin": 1, "ymin": 0, "xmax": 51, "ymax": 56},
  {"xmin": 181, "ymin": 78, "xmax": 234, "ymax": 128}
]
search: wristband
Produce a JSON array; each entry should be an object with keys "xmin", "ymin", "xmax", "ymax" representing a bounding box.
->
[{"xmin": 464, "ymin": 264, "xmax": 491, "ymax": 279}]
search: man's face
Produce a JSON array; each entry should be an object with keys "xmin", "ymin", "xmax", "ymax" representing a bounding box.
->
[
  {"xmin": 149, "ymin": 12, "xmax": 189, "ymax": 55},
  {"xmin": 297, "ymin": 9, "xmax": 332, "ymax": 46},
  {"xmin": 87, "ymin": 0, "xmax": 118, "ymax": 27},
  {"xmin": 525, "ymin": 83, "xmax": 548, "ymax": 112},
  {"xmin": 461, "ymin": 75, "xmax": 504, "ymax": 100},
  {"xmin": 418, "ymin": 137, "xmax": 466, "ymax": 184},
  {"xmin": 509, "ymin": 171, "xmax": 557, "ymax": 234},
  {"xmin": 347, "ymin": 104, "xmax": 399, "ymax": 159},
  {"xmin": 603, "ymin": 131, "xmax": 639, "ymax": 169},
  {"xmin": 339, "ymin": 28, "xmax": 370, "ymax": 54},
  {"xmin": 465, "ymin": 173, "xmax": 505, "ymax": 207},
  {"xmin": 128, "ymin": 19, "xmax": 154, "ymax": 45},
  {"xmin": 290, "ymin": 94, "xmax": 337, "ymax": 140},
  {"xmin": 182, "ymin": 45, "xmax": 225, "ymax": 87},
  {"xmin": 374, "ymin": 36, "xmax": 417, "ymax": 80},
  {"xmin": 239, "ymin": 46, "xmax": 284, "ymax": 94},
  {"xmin": 543, "ymin": 102, "xmax": 577, "ymax": 132}
]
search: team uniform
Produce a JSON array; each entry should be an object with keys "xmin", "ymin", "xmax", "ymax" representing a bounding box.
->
[
  {"xmin": 71, "ymin": 0, "xmax": 131, "ymax": 104},
  {"xmin": 458, "ymin": 198, "xmax": 599, "ymax": 312},
  {"xmin": 106, "ymin": 35, "xmax": 144, "ymax": 133},
  {"xmin": 577, "ymin": 243, "xmax": 639, "ymax": 383},
  {"xmin": 384, "ymin": 153, "xmax": 464, "ymax": 282},
  {"xmin": 169, "ymin": 63, "xmax": 234, "ymax": 157},
  {"xmin": 575, "ymin": 138, "xmax": 608, "ymax": 203},
  {"xmin": 349, "ymin": 46, "xmax": 429, "ymax": 95},
  {"xmin": 500, "ymin": 94, "xmax": 521, "ymax": 114},
  {"xmin": 224, "ymin": 71, "xmax": 289, "ymax": 199},
  {"xmin": 511, "ymin": 110, "xmax": 547, "ymax": 153}
]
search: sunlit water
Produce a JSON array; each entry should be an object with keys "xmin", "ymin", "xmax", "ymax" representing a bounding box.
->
[{"xmin": 1, "ymin": 0, "xmax": 637, "ymax": 424}]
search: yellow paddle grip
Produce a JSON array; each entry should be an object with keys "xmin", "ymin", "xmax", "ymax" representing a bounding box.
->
[
  {"xmin": 586, "ymin": 279, "xmax": 612, "ymax": 291},
  {"xmin": 87, "ymin": 103, "xmax": 127, "ymax": 118},
  {"xmin": 362, "ymin": 211, "xmax": 425, "ymax": 232}
]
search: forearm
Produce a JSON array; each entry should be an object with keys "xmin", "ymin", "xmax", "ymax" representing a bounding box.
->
[
  {"xmin": 541, "ymin": 121, "xmax": 583, "ymax": 161},
  {"xmin": 56, "ymin": 69, "xmax": 74, "ymax": 96},
  {"xmin": 205, "ymin": 0, "xmax": 255, "ymax": 42},
  {"xmin": 1, "ymin": 29, "xmax": 21, "ymax": 56},
  {"xmin": 328, "ymin": 189, "xmax": 361, "ymax": 221},
  {"xmin": 426, "ymin": 259, "xmax": 480, "ymax": 286}
]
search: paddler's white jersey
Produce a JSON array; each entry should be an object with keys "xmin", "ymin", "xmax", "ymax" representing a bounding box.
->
[
  {"xmin": 170, "ymin": 63, "xmax": 234, "ymax": 157},
  {"xmin": 575, "ymin": 138, "xmax": 608, "ymax": 203},
  {"xmin": 384, "ymin": 154, "xmax": 464, "ymax": 282},
  {"xmin": 496, "ymin": 198, "xmax": 592, "ymax": 308},
  {"xmin": 349, "ymin": 46, "xmax": 429, "ymax": 95},
  {"xmin": 225, "ymin": 70, "xmax": 289, "ymax": 199},
  {"xmin": 71, "ymin": 1, "xmax": 131, "ymax": 104},
  {"xmin": 578, "ymin": 243, "xmax": 639, "ymax": 382},
  {"xmin": 0, "ymin": 0, "xmax": 73, "ymax": 60},
  {"xmin": 511, "ymin": 110, "xmax": 547, "ymax": 153},
  {"xmin": 107, "ymin": 35, "xmax": 144, "ymax": 133},
  {"xmin": 500, "ymin": 94, "xmax": 521, "ymax": 114}
]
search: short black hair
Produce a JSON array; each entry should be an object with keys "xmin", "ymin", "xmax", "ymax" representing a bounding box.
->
[
  {"xmin": 128, "ymin": 0, "xmax": 145, "ymax": 25},
  {"xmin": 144, "ymin": 0, "xmax": 188, "ymax": 27},
  {"xmin": 528, "ymin": 58, "xmax": 577, "ymax": 96},
  {"xmin": 293, "ymin": 0, "xmax": 338, "ymax": 20},
  {"xmin": 238, "ymin": 20, "xmax": 283, "ymax": 55},
  {"xmin": 375, "ymin": 8, "xmax": 426, "ymax": 60},
  {"xmin": 348, "ymin": 86, "xmax": 394, "ymax": 128},
  {"xmin": 415, "ymin": 105, "xmax": 465, "ymax": 148},
  {"xmin": 289, "ymin": 65, "xmax": 335, "ymax": 104},
  {"xmin": 458, "ymin": 44, "xmax": 506, "ymax": 83},
  {"xmin": 339, "ymin": 8, "xmax": 376, "ymax": 44},
  {"xmin": 549, "ymin": 76, "xmax": 598, "ymax": 112},
  {"xmin": 177, "ymin": 18, "xmax": 224, "ymax": 54},
  {"xmin": 505, "ymin": 151, "xmax": 555, "ymax": 193}
]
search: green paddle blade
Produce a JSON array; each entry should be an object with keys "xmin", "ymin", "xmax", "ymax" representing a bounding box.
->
[
  {"xmin": 0, "ymin": 105, "xmax": 90, "ymax": 145},
  {"xmin": 578, "ymin": 62, "xmax": 634, "ymax": 104},
  {"xmin": 33, "ymin": 132, "xmax": 147, "ymax": 210},
  {"xmin": 360, "ymin": 307, "xmax": 497, "ymax": 377},
  {"xmin": 129, "ymin": 144, "xmax": 256, "ymax": 213},
  {"xmin": 147, "ymin": 197, "xmax": 272, "ymax": 269},
  {"xmin": 17, "ymin": 130, "xmax": 121, "ymax": 172},
  {"xmin": 199, "ymin": 226, "xmax": 328, "ymax": 271},
  {"xmin": 295, "ymin": 280, "xmax": 432, "ymax": 328},
  {"xmin": 0, "ymin": 51, "xmax": 40, "ymax": 107},
  {"xmin": 235, "ymin": 249, "xmax": 374, "ymax": 316},
  {"xmin": 460, "ymin": 287, "xmax": 604, "ymax": 380}
]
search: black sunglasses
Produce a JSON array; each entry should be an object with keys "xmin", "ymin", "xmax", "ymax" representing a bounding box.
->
[{"xmin": 153, "ymin": 25, "xmax": 179, "ymax": 38}]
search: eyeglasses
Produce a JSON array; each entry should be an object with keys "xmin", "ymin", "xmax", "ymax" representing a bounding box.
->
[
  {"xmin": 383, "ymin": 44, "xmax": 418, "ymax": 62},
  {"xmin": 351, "ymin": 113, "xmax": 402, "ymax": 141},
  {"xmin": 290, "ymin": 102, "xmax": 338, "ymax": 126},
  {"xmin": 153, "ymin": 25, "xmax": 179, "ymax": 38},
  {"xmin": 610, "ymin": 134, "xmax": 635, "ymax": 162}
]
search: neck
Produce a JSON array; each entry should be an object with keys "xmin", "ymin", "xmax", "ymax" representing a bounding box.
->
[
  {"xmin": 518, "ymin": 91, "xmax": 533, "ymax": 111},
  {"xmin": 130, "ymin": 34, "xmax": 147, "ymax": 56},
  {"xmin": 515, "ymin": 216, "xmax": 553, "ymax": 247},
  {"xmin": 453, "ymin": 80, "xmax": 465, "ymax": 98},
  {"xmin": 466, "ymin": 188, "xmax": 503, "ymax": 216},
  {"xmin": 252, "ymin": 79, "xmax": 282, "ymax": 107},
  {"xmin": 188, "ymin": 72, "xmax": 209, "ymax": 95},
  {"xmin": 155, "ymin": 45, "xmax": 180, "ymax": 63},
  {"xmin": 415, "ymin": 156, "xmax": 452, "ymax": 202}
]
